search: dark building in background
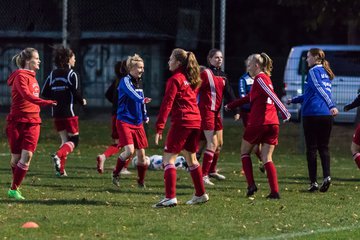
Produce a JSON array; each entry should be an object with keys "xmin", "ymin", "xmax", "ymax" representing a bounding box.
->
[{"xmin": 0, "ymin": 0, "xmax": 352, "ymax": 109}]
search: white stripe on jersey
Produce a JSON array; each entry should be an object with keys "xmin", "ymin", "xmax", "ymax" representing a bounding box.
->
[
  {"xmin": 258, "ymin": 77, "xmax": 291, "ymax": 120},
  {"xmin": 124, "ymin": 76, "xmax": 143, "ymax": 100},
  {"xmin": 309, "ymin": 68, "xmax": 333, "ymax": 107},
  {"xmin": 204, "ymin": 69, "xmax": 216, "ymax": 111}
]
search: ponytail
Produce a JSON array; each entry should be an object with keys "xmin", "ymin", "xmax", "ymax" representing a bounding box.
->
[
  {"xmin": 12, "ymin": 48, "xmax": 38, "ymax": 68},
  {"xmin": 309, "ymin": 48, "xmax": 335, "ymax": 80}
]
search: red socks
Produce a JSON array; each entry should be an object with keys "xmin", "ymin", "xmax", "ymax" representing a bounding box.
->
[
  {"xmin": 209, "ymin": 150, "xmax": 220, "ymax": 174},
  {"xmin": 189, "ymin": 164, "xmax": 205, "ymax": 197},
  {"xmin": 56, "ymin": 142, "xmax": 74, "ymax": 173},
  {"xmin": 113, "ymin": 156, "xmax": 126, "ymax": 175},
  {"xmin": 241, "ymin": 154, "xmax": 255, "ymax": 186},
  {"xmin": 137, "ymin": 163, "xmax": 148, "ymax": 185},
  {"xmin": 353, "ymin": 153, "xmax": 360, "ymax": 169},
  {"xmin": 202, "ymin": 149, "xmax": 214, "ymax": 176},
  {"xmin": 11, "ymin": 161, "xmax": 29, "ymax": 190},
  {"xmin": 264, "ymin": 161, "xmax": 279, "ymax": 194},
  {"xmin": 103, "ymin": 144, "xmax": 120, "ymax": 158},
  {"xmin": 164, "ymin": 164, "xmax": 177, "ymax": 199}
]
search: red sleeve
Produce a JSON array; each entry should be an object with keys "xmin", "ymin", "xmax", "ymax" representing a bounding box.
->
[
  {"xmin": 226, "ymin": 95, "xmax": 250, "ymax": 109},
  {"xmin": 15, "ymin": 75, "xmax": 54, "ymax": 107},
  {"xmin": 156, "ymin": 77, "xmax": 178, "ymax": 134}
]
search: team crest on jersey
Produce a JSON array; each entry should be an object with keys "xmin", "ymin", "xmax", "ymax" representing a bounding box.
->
[
  {"xmin": 184, "ymin": 80, "xmax": 190, "ymax": 85},
  {"xmin": 32, "ymin": 83, "xmax": 40, "ymax": 96}
]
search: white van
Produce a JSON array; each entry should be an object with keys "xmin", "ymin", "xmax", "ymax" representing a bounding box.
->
[{"xmin": 282, "ymin": 45, "xmax": 360, "ymax": 123}]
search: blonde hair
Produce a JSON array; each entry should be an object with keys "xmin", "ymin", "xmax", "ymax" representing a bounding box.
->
[
  {"xmin": 248, "ymin": 52, "xmax": 273, "ymax": 76},
  {"xmin": 308, "ymin": 48, "xmax": 335, "ymax": 80},
  {"xmin": 12, "ymin": 48, "xmax": 38, "ymax": 68},
  {"xmin": 171, "ymin": 48, "xmax": 201, "ymax": 89},
  {"xmin": 126, "ymin": 54, "xmax": 144, "ymax": 70}
]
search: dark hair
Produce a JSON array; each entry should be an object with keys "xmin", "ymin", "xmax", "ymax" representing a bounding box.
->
[
  {"xmin": 12, "ymin": 48, "xmax": 38, "ymax": 68},
  {"xmin": 114, "ymin": 60, "xmax": 128, "ymax": 79},
  {"xmin": 54, "ymin": 46, "xmax": 74, "ymax": 68},
  {"xmin": 171, "ymin": 48, "xmax": 201, "ymax": 88},
  {"xmin": 207, "ymin": 48, "xmax": 222, "ymax": 66},
  {"xmin": 308, "ymin": 48, "xmax": 335, "ymax": 80}
]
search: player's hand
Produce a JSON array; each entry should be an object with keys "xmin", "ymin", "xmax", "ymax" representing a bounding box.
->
[
  {"xmin": 234, "ymin": 113, "xmax": 240, "ymax": 121},
  {"xmin": 82, "ymin": 99, "xmax": 87, "ymax": 106},
  {"xmin": 144, "ymin": 117, "xmax": 150, "ymax": 124},
  {"xmin": 52, "ymin": 101, "xmax": 57, "ymax": 106},
  {"xmin": 286, "ymin": 99, "xmax": 292, "ymax": 105},
  {"xmin": 344, "ymin": 105, "xmax": 350, "ymax": 112},
  {"xmin": 143, "ymin": 97, "xmax": 152, "ymax": 104},
  {"xmin": 155, "ymin": 133, "xmax": 162, "ymax": 145},
  {"xmin": 330, "ymin": 107, "xmax": 338, "ymax": 116}
]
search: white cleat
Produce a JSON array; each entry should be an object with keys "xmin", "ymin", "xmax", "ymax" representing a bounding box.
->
[
  {"xmin": 152, "ymin": 198, "xmax": 177, "ymax": 208},
  {"xmin": 186, "ymin": 193, "xmax": 209, "ymax": 205},
  {"xmin": 120, "ymin": 168, "xmax": 132, "ymax": 175},
  {"xmin": 209, "ymin": 172, "xmax": 226, "ymax": 180},
  {"xmin": 203, "ymin": 175, "xmax": 215, "ymax": 186}
]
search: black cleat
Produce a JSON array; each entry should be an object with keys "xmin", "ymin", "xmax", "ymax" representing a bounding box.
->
[
  {"xmin": 308, "ymin": 182, "xmax": 319, "ymax": 192},
  {"xmin": 319, "ymin": 176, "xmax": 331, "ymax": 192},
  {"xmin": 246, "ymin": 184, "xmax": 258, "ymax": 197},
  {"xmin": 266, "ymin": 192, "xmax": 280, "ymax": 199}
]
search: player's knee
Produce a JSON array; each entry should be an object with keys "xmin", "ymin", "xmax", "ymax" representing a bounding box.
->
[{"xmin": 69, "ymin": 135, "xmax": 79, "ymax": 148}]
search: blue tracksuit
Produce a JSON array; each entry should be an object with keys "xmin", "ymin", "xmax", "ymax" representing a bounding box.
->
[
  {"xmin": 291, "ymin": 65, "xmax": 335, "ymax": 116},
  {"xmin": 238, "ymin": 72, "xmax": 253, "ymax": 112},
  {"xmin": 117, "ymin": 74, "xmax": 148, "ymax": 125}
]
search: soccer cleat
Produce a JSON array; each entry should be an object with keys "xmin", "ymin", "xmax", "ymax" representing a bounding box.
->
[
  {"xmin": 96, "ymin": 155, "xmax": 106, "ymax": 174},
  {"xmin": 56, "ymin": 169, "xmax": 68, "ymax": 178},
  {"xmin": 186, "ymin": 193, "xmax": 209, "ymax": 205},
  {"xmin": 246, "ymin": 184, "xmax": 258, "ymax": 197},
  {"xmin": 51, "ymin": 154, "xmax": 61, "ymax": 174},
  {"xmin": 152, "ymin": 198, "xmax": 177, "ymax": 208},
  {"xmin": 307, "ymin": 182, "xmax": 319, "ymax": 192},
  {"xmin": 8, "ymin": 189, "xmax": 25, "ymax": 200},
  {"xmin": 266, "ymin": 192, "xmax": 280, "ymax": 199},
  {"xmin": 137, "ymin": 180, "xmax": 146, "ymax": 189},
  {"xmin": 112, "ymin": 174, "xmax": 120, "ymax": 187},
  {"xmin": 209, "ymin": 172, "xmax": 226, "ymax": 180},
  {"xmin": 319, "ymin": 176, "xmax": 331, "ymax": 192},
  {"xmin": 258, "ymin": 160, "xmax": 265, "ymax": 173},
  {"xmin": 203, "ymin": 175, "xmax": 215, "ymax": 186},
  {"xmin": 120, "ymin": 168, "xmax": 132, "ymax": 175}
]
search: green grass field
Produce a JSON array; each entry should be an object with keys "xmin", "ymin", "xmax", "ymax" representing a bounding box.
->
[{"xmin": 1, "ymin": 116, "xmax": 360, "ymax": 240}]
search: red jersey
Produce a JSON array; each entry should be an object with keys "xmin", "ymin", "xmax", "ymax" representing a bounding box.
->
[
  {"xmin": 7, "ymin": 69, "xmax": 54, "ymax": 123},
  {"xmin": 156, "ymin": 68, "xmax": 201, "ymax": 134},
  {"xmin": 198, "ymin": 69, "xmax": 225, "ymax": 112},
  {"xmin": 227, "ymin": 73, "xmax": 290, "ymax": 126}
]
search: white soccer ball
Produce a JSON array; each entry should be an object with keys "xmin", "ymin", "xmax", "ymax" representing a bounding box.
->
[
  {"xmin": 131, "ymin": 155, "xmax": 150, "ymax": 167},
  {"xmin": 175, "ymin": 156, "xmax": 187, "ymax": 170},
  {"xmin": 149, "ymin": 155, "xmax": 163, "ymax": 170}
]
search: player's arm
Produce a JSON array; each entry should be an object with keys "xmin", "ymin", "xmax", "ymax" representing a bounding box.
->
[
  {"xmin": 308, "ymin": 69, "xmax": 336, "ymax": 109},
  {"xmin": 344, "ymin": 93, "xmax": 360, "ymax": 111}
]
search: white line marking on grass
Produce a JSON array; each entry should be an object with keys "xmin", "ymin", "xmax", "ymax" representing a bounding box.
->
[
  {"xmin": 0, "ymin": 153, "xmax": 10, "ymax": 156},
  {"xmin": 247, "ymin": 225, "xmax": 360, "ymax": 240}
]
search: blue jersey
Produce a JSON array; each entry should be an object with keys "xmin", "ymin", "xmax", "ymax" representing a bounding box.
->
[
  {"xmin": 117, "ymin": 74, "xmax": 148, "ymax": 125},
  {"xmin": 238, "ymin": 72, "xmax": 253, "ymax": 112},
  {"xmin": 291, "ymin": 65, "xmax": 335, "ymax": 116}
]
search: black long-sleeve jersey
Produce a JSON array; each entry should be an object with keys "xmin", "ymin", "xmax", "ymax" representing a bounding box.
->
[{"xmin": 41, "ymin": 68, "xmax": 85, "ymax": 118}]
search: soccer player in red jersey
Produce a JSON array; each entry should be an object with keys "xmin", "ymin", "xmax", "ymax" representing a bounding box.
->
[
  {"xmin": 198, "ymin": 49, "xmax": 240, "ymax": 186},
  {"xmin": 153, "ymin": 48, "xmax": 209, "ymax": 208},
  {"xmin": 226, "ymin": 53, "xmax": 290, "ymax": 199},
  {"xmin": 6, "ymin": 48, "xmax": 56, "ymax": 200}
]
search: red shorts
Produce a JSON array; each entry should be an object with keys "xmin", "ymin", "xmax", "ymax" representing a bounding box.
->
[
  {"xmin": 353, "ymin": 124, "xmax": 360, "ymax": 145},
  {"xmin": 164, "ymin": 125, "xmax": 201, "ymax": 153},
  {"xmin": 6, "ymin": 121, "xmax": 40, "ymax": 153},
  {"xmin": 111, "ymin": 115, "xmax": 119, "ymax": 140},
  {"xmin": 116, "ymin": 120, "xmax": 148, "ymax": 149},
  {"xmin": 243, "ymin": 124, "xmax": 279, "ymax": 145},
  {"xmin": 54, "ymin": 116, "xmax": 79, "ymax": 134},
  {"xmin": 201, "ymin": 110, "xmax": 223, "ymax": 131}
]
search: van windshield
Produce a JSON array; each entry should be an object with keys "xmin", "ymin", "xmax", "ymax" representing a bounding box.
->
[{"xmin": 298, "ymin": 50, "xmax": 360, "ymax": 76}]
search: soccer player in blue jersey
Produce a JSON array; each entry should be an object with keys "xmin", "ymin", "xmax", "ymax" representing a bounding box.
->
[{"xmin": 287, "ymin": 48, "xmax": 338, "ymax": 193}]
